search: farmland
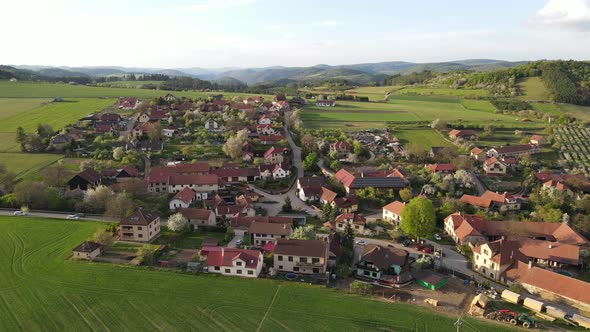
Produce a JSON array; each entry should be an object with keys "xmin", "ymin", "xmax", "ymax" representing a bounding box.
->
[
  {"xmin": 0, "ymin": 153, "xmax": 62, "ymax": 178},
  {"xmin": 0, "ymin": 81, "xmax": 273, "ymax": 100},
  {"xmin": 0, "ymin": 98, "xmax": 50, "ymax": 120},
  {"xmin": 392, "ymin": 129, "xmax": 454, "ymax": 149},
  {"xmin": 302, "ymin": 96, "xmax": 545, "ymax": 129},
  {"xmin": 554, "ymin": 126, "xmax": 590, "ymax": 174},
  {"xmin": 0, "ymin": 98, "xmax": 113, "ymax": 152},
  {"xmin": 0, "ymin": 216, "xmax": 513, "ymax": 331}
]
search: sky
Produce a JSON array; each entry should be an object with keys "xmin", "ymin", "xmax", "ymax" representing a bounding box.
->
[{"xmin": 1, "ymin": 0, "xmax": 590, "ymax": 68}]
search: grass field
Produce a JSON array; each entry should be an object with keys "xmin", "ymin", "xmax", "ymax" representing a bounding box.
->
[
  {"xmin": 0, "ymin": 98, "xmax": 50, "ymax": 120},
  {"xmin": 97, "ymin": 80, "xmax": 164, "ymax": 88},
  {"xmin": 302, "ymin": 96, "xmax": 544, "ymax": 129},
  {"xmin": 393, "ymin": 129, "xmax": 454, "ymax": 149},
  {"xmin": 0, "ymin": 98, "xmax": 113, "ymax": 152},
  {"xmin": 0, "ymin": 216, "xmax": 515, "ymax": 331},
  {"xmin": 517, "ymin": 77, "xmax": 550, "ymax": 102},
  {"xmin": 394, "ymin": 87, "xmax": 488, "ymax": 97},
  {"xmin": 0, "ymin": 81, "xmax": 273, "ymax": 100},
  {"xmin": 0, "ymin": 153, "xmax": 62, "ymax": 178},
  {"xmin": 559, "ymin": 104, "xmax": 590, "ymax": 122}
]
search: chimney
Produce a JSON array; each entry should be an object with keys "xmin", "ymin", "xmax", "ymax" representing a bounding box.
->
[
  {"xmin": 528, "ymin": 260, "xmax": 532, "ymax": 269},
  {"xmin": 549, "ymin": 244, "xmax": 552, "ymax": 249},
  {"xmin": 221, "ymin": 247, "xmax": 225, "ymax": 256}
]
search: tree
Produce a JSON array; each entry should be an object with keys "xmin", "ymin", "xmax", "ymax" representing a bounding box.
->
[
  {"xmin": 15, "ymin": 126, "xmax": 26, "ymax": 148},
  {"xmin": 93, "ymin": 229, "xmax": 115, "ymax": 247},
  {"xmin": 224, "ymin": 226, "xmax": 234, "ymax": 243},
  {"xmin": 84, "ymin": 185, "xmax": 115, "ymax": 211},
  {"xmin": 104, "ymin": 193, "xmax": 135, "ymax": 220},
  {"xmin": 167, "ymin": 213, "xmax": 189, "ymax": 232},
  {"xmin": 146, "ymin": 121, "xmax": 162, "ymax": 142},
  {"xmin": 292, "ymin": 225, "xmax": 316, "ymax": 240},
  {"xmin": 301, "ymin": 134, "xmax": 315, "ymax": 150},
  {"xmin": 14, "ymin": 181, "xmax": 48, "ymax": 208},
  {"xmin": 181, "ymin": 146, "xmax": 194, "ymax": 158},
  {"xmin": 112, "ymin": 147, "xmax": 125, "ymax": 161},
  {"xmin": 303, "ymin": 152, "xmax": 319, "ymax": 171},
  {"xmin": 388, "ymin": 227, "xmax": 405, "ymax": 242},
  {"xmin": 322, "ymin": 203, "xmax": 333, "ymax": 222},
  {"xmin": 399, "ymin": 188, "xmax": 413, "ymax": 202},
  {"xmin": 136, "ymin": 245, "xmax": 156, "ymax": 265},
  {"xmin": 79, "ymin": 159, "xmax": 99, "ymax": 172},
  {"xmin": 350, "ymin": 280, "xmax": 373, "ymax": 295},
  {"xmin": 282, "ymin": 196, "xmax": 293, "ymax": 213},
  {"xmin": 400, "ymin": 197, "xmax": 436, "ymax": 240},
  {"xmin": 341, "ymin": 222, "xmax": 355, "ymax": 251},
  {"xmin": 330, "ymin": 160, "xmax": 342, "ymax": 171},
  {"xmin": 483, "ymin": 124, "xmax": 494, "ymax": 136}
]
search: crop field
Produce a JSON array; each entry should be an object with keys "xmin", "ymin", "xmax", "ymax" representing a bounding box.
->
[
  {"xmin": 517, "ymin": 77, "xmax": 550, "ymax": 102},
  {"xmin": 0, "ymin": 216, "xmax": 513, "ymax": 331},
  {"xmin": 554, "ymin": 126, "xmax": 590, "ymax": 174},
  {"xmin": 0, "ymin": 81, "xmax": 273, "ymax": 100},
  {"xmin": 96, "ymin": 80, "xmax": 164, "ymax": 88},
  {"xmin": 0, "ymin": 98, "xmax": 112, "ymax": 152},
  {"xmin": 302, "ymin": 96, "xmax": 544, "ymax": 129},
  {"xmin": 0, "ymin": 153, "xmax": 62, "ymax": 178}
]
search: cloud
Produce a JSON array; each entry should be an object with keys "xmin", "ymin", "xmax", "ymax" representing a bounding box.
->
[
  {"xmin": 530, "ymin": 0, "xmax": 590, "ymax": 31},
  {"xmin": 316, "ymin": 20, "xmax": 343, "ymax": 27}
]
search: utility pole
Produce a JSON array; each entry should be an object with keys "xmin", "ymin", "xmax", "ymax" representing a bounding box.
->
[{"xmin": 454, "ymin": 316, "xmax": 463, "ymax": 332}]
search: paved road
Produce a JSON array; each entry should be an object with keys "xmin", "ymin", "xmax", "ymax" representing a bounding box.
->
[
  {"xmin": 227, "ymin": 234, "xmax": 244, "ymax": 248},
  {"xmin": 247, "ymin": 184, "xmax": 320, "ymax": 217},
  {"xmin": 283, "ymin": 111, "xmax": 303, "ymax": 178},
  {"xmin": 317, "ymin": 159, "xmax": 334, "ymax": 177},
  {"xmin": 0, "ymin": 209, "xmax": 113, "ymax": 222}
]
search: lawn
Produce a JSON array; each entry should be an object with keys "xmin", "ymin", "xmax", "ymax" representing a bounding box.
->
[
  {"xmin": 0, "ymin": 80, "xmax": 274, "ymax": 100},
  {"xmin": 0, "ymin": 153, "xmax": 62, "ymax": 178},
  {"xmin": 302, "ymin": 97, "xmax": 545, "ymax": 129},
  {"xmin": 0, "ymin": 216, "xmax": 516, "ymax": 331},
  {"xmin": 392, "ymin": 129, "xmax": 454, "ymax": 150},
  {"xmin": 0, "ymin": 98, "xmax": 50, "ymax": 120},
  {"xmin": 0, "ymin": 98, "xmax": 113, "ymax": 151},
  {"xmin": 155, "ymin": 227, "xmax": 226, "ymax": 249},
  {"xmin": 517, "ymin": 77, "xmax": 551, "ymax": 102}
]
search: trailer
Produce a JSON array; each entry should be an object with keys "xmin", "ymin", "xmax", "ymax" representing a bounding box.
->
[
  {"xmin": 501, "ymin": 289, "xmax": 522, "ymax": 305},
  {"xmin": 523, "ymin": 297, "xmax": 545, "ymax": 313},
  {"xmin": 545, "ymin": 305, "xmax": 568, "ymax": 320}
]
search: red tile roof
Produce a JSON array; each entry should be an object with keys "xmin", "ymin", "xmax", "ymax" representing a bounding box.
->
[
  {"xmin": 205, "ymin": 248, "xmax": 261, "ymax": 269},
  {"xmin": 383, "ymin": 201, "xmax": 405, "ymax": 215},
  {"xmin": 335, "ymin": 169, "xmax": 355, "ymax": 188},
  {"xmin": 249, "ymin": 222, "xmax": 292, "ymax": 235},
  {"xmin": 120, "ymin": 209, "xmax": 159, "ymax": 225},
  {"xmin": 426, "ymin": 163, "xmax": 454, "ymax": 173},
  {"xmin": 274, "ymin": 239, "xmax": 327, "ymax": 257},
  {"xmin": 180, "ymin": 208, "xmax": 213, "ymax": 220},
  {"xmin": 173, "ymin": 187, "xmax": 196, "ymax": 204},
  {"xmin": 264, "ymin": 146, "xmax": 288, "ymax": 159},
  {"xmin": 320, "ymin": 187, "xmax": 337, "ymax": 203},
  {"xmin": 335, "ymin": 213, "xmax": 366, "ymax": 225}
]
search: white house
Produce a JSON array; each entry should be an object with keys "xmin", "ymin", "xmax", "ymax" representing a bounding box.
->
[
  {"xmin": 483, "ymin": 157, "xmax": 507, "ymax": 175},
  {"xmin": 203, "ymin": 247, "xmax": 263, "ymax": 278},
  {"xmin": 258, "ymin": 115, "xmax": 272, "ymax": 125},
  {"xmin": 382, "ymin": 201, "xmax": 405, "ymax": 225},
  {"xmin": 205, "ymin": 119, "xmax": 219, "ymax": 131},
  {"xmin": 169, "ymin": 187, "xmax": 197, "ymax": 210}
]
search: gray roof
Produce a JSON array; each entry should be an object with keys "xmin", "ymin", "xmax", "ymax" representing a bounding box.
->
[{"xmin": 350, "ymin": 177, "xmax": 406, "ymax": 189}]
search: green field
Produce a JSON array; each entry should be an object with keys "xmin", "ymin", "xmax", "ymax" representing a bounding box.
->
[
  {"xmin": 302, "ymin": 96, "xmax": 544, "ymax": 129},
  {"xmin": 0, "ymin": 98, "xmax": 50, "ymax": 120},
  {"xmin": 0, "ymin": 153, "xmax": 62, "ymax": 178},
  {"xmin": 393, "ymin": 129, "xmax": 454, "ymax": 149},
  {"xmin": 97, "ymin": 81, "xmax": 164, "ymax": 88},
  {"xmin": 394, "ymin": 87, "xmax": 488, "ymax": 97},
  {"xmin": 0, "ymin": 81, "xmax": 273, "ymax": 100},
  {"xmin": 0, "ymin": 98, "xmax": 113, "ymax": 152},
  {"xmin": 559, "ymin": 104, "xmax": 590, "ymax": 122},
  {"xmin": 0, "ymin": 216, "xmax": 514, "ymax": 331},
  {"xmin": 517, "ymin": 77, "xmax": 551, "ymax": 101}
]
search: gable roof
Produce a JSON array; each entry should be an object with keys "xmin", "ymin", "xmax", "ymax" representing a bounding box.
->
[
  {"xmin": 350, "ymin": 177, "xmax": 406, "ymax": 189},
  {"xmin": 180, "ymin": 208, "xmax": 213, "ymax": 220},
  {"xmin": 320, "ymin": 187, "xmax": 338, "ymax": 203},
  {"xmin": 71, "ymin": 169, "xmax": 101, "ymax": 184},
  {"xmin": 360, "ymin": 245, "xmax": 409, "ymax": 270},
  {"xmin": 73, "ymin": 241, "xmax": 102, "ymax": 253},
  {"xmin": 491, "ymin": 144, "xmax": 536, "ymax": 154},
  {"xmin": 264, "ymin": 146, "xmax": 288, "ymax": 159},
  {"xmin": 172, "ymin": 187, "xmax": 196, "ymax": 204},
  {"xmin": 484, "ymin": 157, "xmax": 505, "ymax": 167},
  {"xmin": 205, "ymin": 248, "xmax": 261, "ymax": 268},
  {"xmin": 383, "ymin": 201, "xmax": 405, "ymax": 215},
  {"xmin": 335, "ymin": 169, "xmax": 355, "ymax": 188},
  {"xmin": 120, "ymin": 209, "xmax": 159, "ymax": 225},
  {"xmin": 274, "ymin": 239, "xmax": 327, "ymax": 257},
  {"xmin": 426, "ymin": 163, "xmax": 454, "ymax": 173},
  {"xmin": 335, "ymin": 213, "xmax": 366, "ymax": 225},
  {"xmin": 248, "ymin": 222, "xmax": 292, "ymax": 235}
]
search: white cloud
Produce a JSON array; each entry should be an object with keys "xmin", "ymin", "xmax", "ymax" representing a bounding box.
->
[
  {"xmin": 530, "ymin": 0, "xmax": 590, "ymax": 30},
  {"xmin": 316, "ymin": 20, "xmax": 343, "ymax": 27}
]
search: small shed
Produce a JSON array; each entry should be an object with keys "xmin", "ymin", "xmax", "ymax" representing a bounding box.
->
[
  {"xmin": 413, "ymin": 271, "xmax": 447, "ymax": 290},
  {"xmin": 545, "ymin": 305, "xmax": 567, "ymax": 320},
  {"xmin": 72, "ymin": 241, "xmax": 103, "ymax": 260},
  {"xmin": 523, "ymin": 297, "xmax": 545, "ymax": 313},
  {"xmin": 501, "ymin": 289, "xmax": 522, "ymax": 304}
]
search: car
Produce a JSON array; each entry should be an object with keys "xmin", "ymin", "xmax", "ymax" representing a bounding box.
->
[
  {"xmin": 74, "ymin": 213, "xmax": 86, "ymax": 218},
  {"xmin": 355, "ymin": 240, "xmax": 368, "ymax": 246},
  {"xmin": 402, "ymin": 240, "xmax": 411, "ymax": 247},
  {"xmin": 66, "ymin": 215, "xmax": 80, "ymax": 220},
  {"xmin": 422, "ymin": 247, "xmax": 432, "ymax": 254},
  {"xmin": 414, "ymin": 244, "xmax": 424, "ymax": 251},
  {"xmin": 434, "ymin": 234, "xmax": 442, "ymax": 241},
  {"xmin": 235, "ymin": 239, "xmax": 243, "ymax": 246},
  {"xmin": 13, "ymin": 211, "xmax": 27, "ymax": 216}
]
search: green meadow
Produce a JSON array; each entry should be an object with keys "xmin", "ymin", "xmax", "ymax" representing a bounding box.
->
[{"xmin": 0, "ymin": 216, "xmax": 515, "ymax": 331}]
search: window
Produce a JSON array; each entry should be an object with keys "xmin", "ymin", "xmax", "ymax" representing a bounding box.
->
[
  {"xmin": 312, "ymin": 258, "xmax": 319, "ymax": 264},
  {"xmin": 313, "ymin": 268, "xmax": 319, "ymax": 274},
  {"xmin": 293, "ymin": 267, "xmax": 299, "ymax": 272},
  {"xmin": 236, "ymin": 261, "xmax": 242, "ymax": 266},
  {"xmin": 138, "ymin": 234, "xmax": 143, "ymax": 238},
  {"xmin": 137, "ymin": 227, "xmax": 143, "ymax": 230},
  {"xmin": 372, "ymin": 272, "xmax": 377, "ymax": 278},
  {"xmin": 288, "ymin": 256, "xmax": 293, "ymax": 262},
  {"xmin": 490, "ymin": 273, "xmax": 494, "ymax": 279},
  {"xmin": 277, "ymin": 255, "xmax": 283, "ymax": 261},
  {"xmin": 214, "ymin": 266, "xmax": 220, "ymax": 271},
  {"xmin": 225, "ymin": 269, "xmax": 231, "ymax": 273},
  {"xmin": 483, "ymin": 249, "xmax": 488, "ymax": 255},
  {"xmin": 278, "ymin": 265, "xmax": 283, "ymax": 270},
  {"xmin": 354, "ymin": 225, "xmax": 359, "ymax": 230},
  {"xmin": 236, "ymin": 269, "xmax": 242, "ymax": 274},
  {"xmin": 300, "ymin": 257, "xmax": 307, "ymax": 263},
  {"xmin": 248, "ymin": 270, "xmax": 254, "ymax": 275}
]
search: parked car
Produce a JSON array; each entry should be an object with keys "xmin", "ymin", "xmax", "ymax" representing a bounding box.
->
[
  {"xmin": 422, "ymin": 247, "xmax": 432, "ymax": 254},
  {"xmin": 235, "ymin": 239, "xmax": 243, "ymax": 246},
  {"xmin": 355, "ymin": 240, "xmax": 368, "ymax": 246},
  {"xmin": 74, "ymin": 213, "xmax": 86, "ymax": 218},
  {"xmin": 414, "ymin": 244, "xmax": 424, "ymax": 251},
  {"xmin": 434, "ymin": 234, "xmax": 442, "ymax": 241},
  {"xmin": 402, "ymin": 240, "xmax": 411, "ymax": 247},
  {"xmin": 66, "ymin": 215, "xmax": 80, "ymax": 220},
  {"xmin": 13, "ymin": 211, "xmax": 27, "ymax": 216}
]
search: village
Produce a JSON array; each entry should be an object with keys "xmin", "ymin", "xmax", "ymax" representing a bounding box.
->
[{"xmin": 9, "ymin": 92, "xmax": 590, "ymax": 330}]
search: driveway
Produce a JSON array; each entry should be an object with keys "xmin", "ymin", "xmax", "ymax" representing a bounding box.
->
[
  {"xmin": 227, "ymin": 234, "xmax": 244, "ymax": 248},
  {"xmin": 247, "ymin": 184, "xmax": 320, "ymax": 217}
]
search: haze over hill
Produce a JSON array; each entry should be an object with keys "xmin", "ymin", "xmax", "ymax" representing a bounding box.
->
[{"xmin": 7, "ymin": 59, "xmax": 528, "ymax": 85}]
